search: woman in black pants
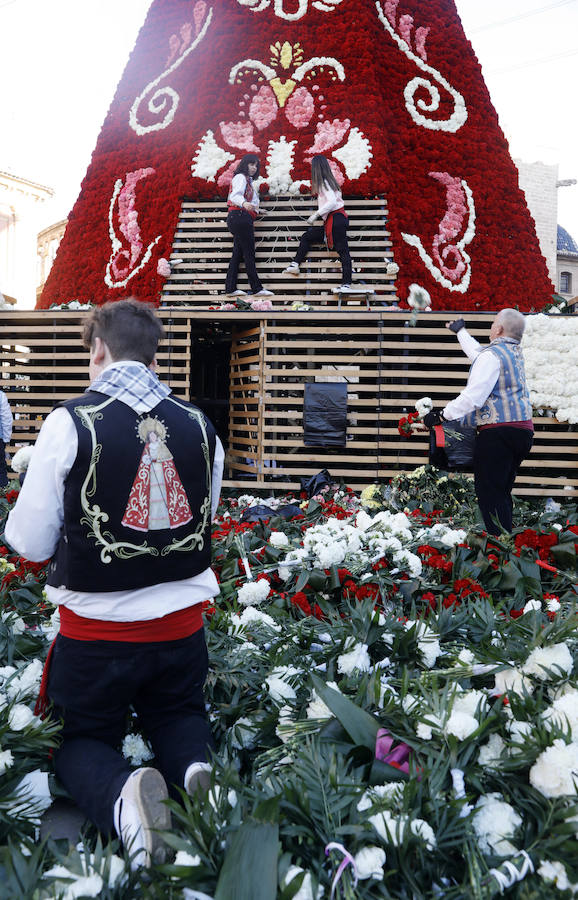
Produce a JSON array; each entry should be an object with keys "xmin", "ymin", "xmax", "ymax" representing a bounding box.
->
[
  {"xmin": 225, "ymin": 154, "xmax": 273, "ymax": 298},
  {"xmin": 283, "ymin": 154, "xmax": 354, "ymax": 292}
]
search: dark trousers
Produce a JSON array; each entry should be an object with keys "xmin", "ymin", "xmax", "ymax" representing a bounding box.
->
[
  {"xmin": 225, "ymin": 209, "xmax": 262, "ymax": 293},
  {"xmin": 474, "ymin": 427, "xmax": 533, "ymax": 534},
  {"xmin": 294, "ymin": 213, "xmax": 352, "ymax": 284},
  {"xmin": 0, "ymin": 439, "xmax": 7, "ymax": 487},
  {"xmin": 48, "ymin": 629, "xmax": 213, "ymax": 834}
]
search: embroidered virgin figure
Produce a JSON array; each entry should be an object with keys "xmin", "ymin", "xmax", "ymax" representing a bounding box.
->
[{"xmin": 122, "ymin": 416, "xmax": 193, "ymax": 532}]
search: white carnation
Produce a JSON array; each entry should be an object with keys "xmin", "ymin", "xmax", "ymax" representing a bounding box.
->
[
  {"xmin": 306, "ymin": 682, "xmax": 341, "ymax": 720},
  {"xmin": 529, "ymin": 739, "xmax": 578, "ymax": 798},
  {"xmin": 337, "ymin": 642, "xmax": 371, "ymax": 675},
  {"xmin": 237, "ymin": 579, "xmax": 271, "ymax": 607},
  {"xmin": 283, "ymin": 865, "xmax": 323, "ymax": 900},
  {"xmin": 493, "ymin": 667, "xmax": 533, "ymax": 696},
  {"xmin": 266, "ymin": 666, "xmax": 300, "ymax": 703},
  {"xmin": 445, "ymin": 711, "xmax": 478, "ymax": 740},
  {"xmin": 230, "ymin": 607, "xmax": 281, "ymax": 632},
  {"xmin": 543, "ymin": 688, "xmax": 578, "ymax": 739},
  {"xmin": 473, "ymin": 793, "xmax": 522, "ymax": 856},
  {"xmin": 174, "ymin": 851, "xmax": 201, "ymax": 867},
  {"xmin": 370, "ymin": 810, "xmax": 436, "ymax": 850},
  {"xmin": 121, "ymin": 733, "xmax": 154, "ymax": 766},
  {"xmin": 8, "ymin": 704, "xmax": 38, "ymax": 731},
  {"xmin": 0, "ymin": 749, "xmax": 15, "ymax": 774},
  {"xmin": 354, "ymin": 845, "xmax": 386, "ymax": 881},
  {"xmin": 522, "ymin": 599, "xmax": 542, "ymax": 614},
  {"xmin": 537, "ymin": 860, "xmax": 577, "ymax": 892},
  {"xmin": 11, "ymin": 445, "xmax": 33, "ymax": 473},
  {"xmin": 478, "ymin": 733, "xmax": 506, "ymax": 769},
  {"xmin": 415, "ymin": 396, "xmax": 433, "ymax": 417},
  {"xmin": 269, "ymin": 531, "xmax": 289, "ymax": 548},
  {"xmin": 522, "ymin": 643, "xmax": 573, "ymax": 680},
  {"xmin": 5, "ymin": 659, "xmax": 44, "ymax": 701}
]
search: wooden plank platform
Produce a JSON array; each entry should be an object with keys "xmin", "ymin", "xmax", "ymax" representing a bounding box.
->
[
  {"xmin": 161, "ymin": 196, "xmax": 396, "ymax": 308},
  {"xmin": 1, "ymin": 310, "xmax": 576, "ymax": 498}
]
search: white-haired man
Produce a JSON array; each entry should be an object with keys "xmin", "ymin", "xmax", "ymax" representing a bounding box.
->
[{"xmin": 424, "ymin": 308, "xmax": 533, "ymax": 534}]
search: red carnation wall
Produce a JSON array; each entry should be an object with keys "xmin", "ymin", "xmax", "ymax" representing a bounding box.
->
[{"xmin": 38, "ymin": 0, "xmax": 553, "ymax": 312}]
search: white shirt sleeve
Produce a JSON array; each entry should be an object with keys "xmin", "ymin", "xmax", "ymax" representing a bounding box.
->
[
  {"xmin": 0, "ymin": 392, "xmax": 13, "ymax": 443},
  {"xmin": 443, "ymin": 350, "xmax": 500, "ymax": 421},
  {"xmin": 5, "ymin": 408, "xmax": 77, "ymax": 561},
  {"xmin": 456, "ymin": 327, "xmax": 483, "ymax": 362},
  {"xmin": 316, "ymin": 187, "xmax": 343, "ymax": 220},
  {"xmin": 228, "ymin": 174, "xmax": 259, "ymax": 210},
  {"xmin": 211, "ymin": 436, "xmax": 225, "ymax": 520}
]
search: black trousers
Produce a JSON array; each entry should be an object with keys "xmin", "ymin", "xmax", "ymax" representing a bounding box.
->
[
  {"xmin": 225, "ymin": 209, "xmax": 262, "ymax": 293},
  {"xmin": 0, "ymin": 439, "xmax": 7, "ymax": 487},
  {"xmin": 294, "ymin": 213, "xmax": 352, "ymax": 284},
  {"xmin": 474, "ymin": 426, "xmax": 533, "ymax": 535},
  {"xmin": 48, "ymin": 629, "xmax": 214, "ymax": 834}
]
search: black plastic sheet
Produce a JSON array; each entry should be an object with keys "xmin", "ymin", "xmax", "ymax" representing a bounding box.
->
[{"xmin": 303, "ymin": 383, "xmax": 347, "ymax": 447}]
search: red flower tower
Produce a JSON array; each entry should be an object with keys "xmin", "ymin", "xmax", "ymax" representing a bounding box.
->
[{"xmin": 38, "ymin": 0, "xmax": 553, "ymax": 312}]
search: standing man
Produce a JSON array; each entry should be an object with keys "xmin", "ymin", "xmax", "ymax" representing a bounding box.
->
[
  {"xmin": 424, "ymin": 308, "xmax": 533, "ymax": 535},
  {"xmin": 6, "ymin": 300, "xmax": 224, "ymax": 868},
  {"xmin": 0, "ymin": 386, "xmax": 13, "ymax": 488}
]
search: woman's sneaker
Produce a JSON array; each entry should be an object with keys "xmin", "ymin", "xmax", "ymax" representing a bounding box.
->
[
  {"xmin": 226, "ymin": 289, "xmax": 247, "ymax": 297},
  {"xmin": 113, "ymin": 768, "xmax": 171, "ymax": 870},
  {"xmin": 253, "ymin": 289, "xmax": 275, "ymax": 296},
  {"xmin": 283, "ymin": 262, "xmax": 300, "ymax": 276}
]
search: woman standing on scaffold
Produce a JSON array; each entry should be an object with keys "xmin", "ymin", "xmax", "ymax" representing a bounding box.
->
[
  {"xmin": 225, "ymin": 154, "xmax": 274, "ymax": 298},
  {"xmin": 283, "ymin": 154, "xmax": 354, "ymax": 293}
]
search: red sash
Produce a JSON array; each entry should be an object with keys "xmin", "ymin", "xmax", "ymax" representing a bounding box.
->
[
  {"xmin": 324, "ymin": 207, "xmax": 348, "ymax": 249},
  {"xmin": 35, "ymin": 604, "xmax": 203, "ymax": 717}
]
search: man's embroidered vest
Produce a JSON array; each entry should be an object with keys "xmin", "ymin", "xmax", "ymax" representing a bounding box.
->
[
  {"xmin": 47, "ymin": 391, "xmax": 216, "ymax": 592},
  {"xmin": 464, "ymin": 338, "xmax": 532, "ymax": 427}
]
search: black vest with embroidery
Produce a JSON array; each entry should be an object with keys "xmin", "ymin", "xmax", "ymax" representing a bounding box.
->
[{"xmin": 46, "ymin": 391, "xmax": 217, "ymax": 592}]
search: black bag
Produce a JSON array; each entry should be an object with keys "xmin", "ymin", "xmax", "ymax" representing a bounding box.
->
[
  {"xmin": 299, "ymin": 469, "xmax": 334, "ymax": 498},
  {"xmin": 429, "ymin": 420, "xmax": 476, "ymax": 471},
  {"xmin": 303, "ymin": 383, "xmax": 347, "ymax": 447}
]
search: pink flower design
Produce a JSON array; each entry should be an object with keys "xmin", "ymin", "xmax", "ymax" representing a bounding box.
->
[
  {"xmin": 111, "ymin": 167, "xmax": 155, "ymax": 281},
  {"xmin": 430, "ymin": 172, "xmax": 469, "ymax": 282}
]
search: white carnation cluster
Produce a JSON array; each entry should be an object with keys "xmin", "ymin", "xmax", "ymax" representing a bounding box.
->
[
  {"xmin": 404, "ymin": 620, "xmax": 441, "ymax": 669},
  {"xmin": 277, "ymin": 508, "xmax": 422, "ymax": 580},
  {"xmin": 522, "ymin": 314, "xmax": 578, "ymax": 423},
  {"xmin": 369, "ymin": 809, "xmax": 436, "ymax": 850},
  {"xmin": 529, "ymin": 739, "xmax": 578, "ymax": 798},
  {"xmin": 237, "ymin": 579, "xmax": 271, "ymax": 607},
  {"xmin": 472, "ymin": 793, "xmax": 522, "ymax": 856}
]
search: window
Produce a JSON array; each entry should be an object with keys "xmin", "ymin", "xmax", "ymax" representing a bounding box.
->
[{"xmin": 560, "ymin": 271, "xmax": 572, "ymax": 294}]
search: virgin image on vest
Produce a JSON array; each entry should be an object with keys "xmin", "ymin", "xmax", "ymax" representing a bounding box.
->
[
  {"xmin": 464, "ymin": 337, "xmax": 532, "ymax": 427},
  {"xmin": 47, "ymin": 391, "xmax": 217, "ymax": 592}
]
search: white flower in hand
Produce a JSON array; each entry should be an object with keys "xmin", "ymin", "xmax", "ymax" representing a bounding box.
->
[{"xmin": 415, "ymin": 397, "xmax": 433, "ymax": 418}]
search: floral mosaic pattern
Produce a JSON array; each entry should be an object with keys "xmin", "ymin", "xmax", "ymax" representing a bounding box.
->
[{"xmin": 38, "ymin": 0, "xmax": 553, "ymax": 311}]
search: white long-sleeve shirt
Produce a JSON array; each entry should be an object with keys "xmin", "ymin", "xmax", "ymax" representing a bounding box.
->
[
  {"xmin": 442, "ymin": 328, "xmax": 500, "ymax": 421},
  {"xmin": 0, "ymin": 391, "xmax": 12, "ymax": 443},
  {"xmin": 228, "ymin": 174, "xmax": 259, "ymax": 211},
  {"xmin": 314, "ymin": 185, "xmax": 345, "ymax": 221},
  {"xmin": 5, "ymin": 407, "xmax": 225, "ymax": 622}
]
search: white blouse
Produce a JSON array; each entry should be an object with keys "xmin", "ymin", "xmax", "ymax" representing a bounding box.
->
[
  {"xmin": 228, "ymin": 174, "xmax": 260, "ymax": 211},
  {"xmin": 316, "ymin": 185, "xmax": 344, "ymax": 221}
]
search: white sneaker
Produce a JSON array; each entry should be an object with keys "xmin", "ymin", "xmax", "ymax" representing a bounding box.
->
[
  {"xmin": 253, "ymin": 289, "xmax": 275, "ymax": 296},
  {"xmin": 226, "ymin": 289, "xmax": 247, "ymax": 297},
  {"xmin": 283, "ymin": 262, "xmax": 300, "ymax": 276},
  {"xmin": 184, "ymin": 761, "xmax": 212, "ymax": 797},
  {"xmin": 113, "ymin": 768, "xmax": 170, "ymax": 870}
]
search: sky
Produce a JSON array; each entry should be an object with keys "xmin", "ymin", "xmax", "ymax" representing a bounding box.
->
[{"xmin": 1, "ymin": 0, "xmax": 577, "ymax": 239}]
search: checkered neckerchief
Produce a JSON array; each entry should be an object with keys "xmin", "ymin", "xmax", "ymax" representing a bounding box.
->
[{"xmin": 88, "ymin": 363, "xmax": 171, "ymax": 414}]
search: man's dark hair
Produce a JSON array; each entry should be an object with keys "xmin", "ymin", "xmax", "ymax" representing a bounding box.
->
[{"xmin": 82, "ymin": 299, "xmax": 164, "ymax": 365}]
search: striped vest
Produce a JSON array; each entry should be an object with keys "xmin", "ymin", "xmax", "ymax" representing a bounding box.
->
[{"xmin": 465, "ymin": 338, "xmax": 532, "ymax": 426}]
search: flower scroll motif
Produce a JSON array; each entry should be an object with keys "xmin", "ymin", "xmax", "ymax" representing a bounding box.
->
[
  {"xmin": 236, "ymin": 0, "xmax": 343, "ymax": 21},
  {"xmin": 105, "ymin": 168, "xmax": 161, "ymax": 289},
  {"xmin": 129, "ymin": 1, "xmax": 213, "ymax": 136},
  {"xmin": 402, "ymin": 172, "xmax": 476, "ymax": 293},
  {"xmin": 191, "ymin": 41, "xmax": 373, "ymax": 193},
  {"xmin": 375, "ymin": 0, "xmax": 468, "ymax": 133}
]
